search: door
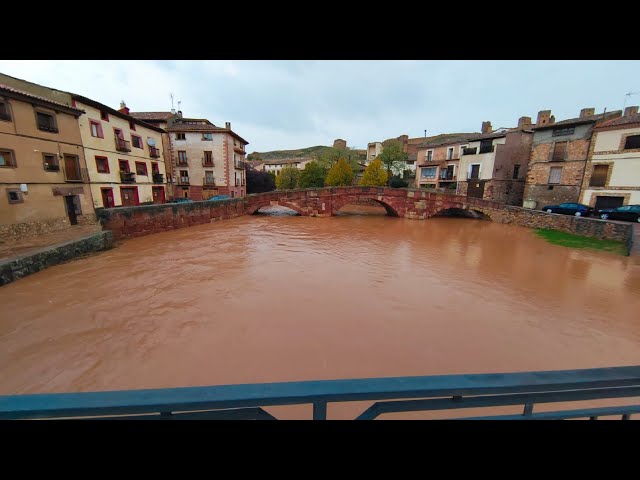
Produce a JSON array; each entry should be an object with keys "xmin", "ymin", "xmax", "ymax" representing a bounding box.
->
[
  {"xmin": 446, "ymin": 165, "xmax": 454, "ymax": 180},
  {"xmin": 65, "ymin": 195, "xmax": 78, "ymax": 225},
  {"xmin": 101, "ymin": 188, "xmax": 114, "ymax": 208},
  {"xmin": 152, "ymin": 186, "xmax": 165, "ymax": 204},
  {"xmin": 467, "ymin": 179, "xmax": 485, "ymax": 199},
  {"xmin": 64, "ymin": 155, "xmax": 80, "ymax": 181},
  {"xmin": 594, "ymin": 196, "xmax": 624, "ymax": 211},
  {"xmin": 120, "ymin": 187, "xmax": 139, "ymax": 207}
]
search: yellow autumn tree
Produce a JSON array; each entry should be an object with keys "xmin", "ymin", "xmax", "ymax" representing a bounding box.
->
[
  {"xmin": 359, "ymin": 158, "xmax": 388, "ymax": 187},
  {"xmin": 325, "ymin": 158, "xmax": 354, "ymax": 186}
]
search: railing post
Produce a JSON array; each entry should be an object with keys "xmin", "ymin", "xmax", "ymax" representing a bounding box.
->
[
  {"xmin": 313, "ymin": 401, "xmax": 327, "ymax": 420},
  {"xmin": 523, "ymin": 403, "xmax": 534, "ymax": 416}
]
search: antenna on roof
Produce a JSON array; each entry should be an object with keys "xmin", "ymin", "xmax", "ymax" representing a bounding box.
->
[
  {"xmin": 623, "ymin": 91, "xmax": 640, "ymax": 113},
  {"xmin": 177, "ymin": 100, "xmax": 181, "ymax": 111},
  {"xmin": 170, "ymin": 93, "xmax": 174, "ymax": 110}
]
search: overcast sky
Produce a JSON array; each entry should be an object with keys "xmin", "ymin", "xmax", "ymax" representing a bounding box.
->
[{"xmin": 1, "ymin": 60, "xmax": 638, "ymax": 152}]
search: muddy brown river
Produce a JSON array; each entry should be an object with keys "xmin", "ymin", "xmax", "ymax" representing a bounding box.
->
[{"xmin": 1, "ymin": 205, "xmax": 639, "ymax": 419}]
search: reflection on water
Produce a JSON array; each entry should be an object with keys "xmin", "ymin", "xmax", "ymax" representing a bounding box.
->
[{"xmin": 0, "ymin": 205, "xmax": 639, "ymax": 418}]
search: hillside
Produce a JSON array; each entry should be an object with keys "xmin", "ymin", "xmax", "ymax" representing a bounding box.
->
[{"xmin": 247, "ymin": 146, "xmax": 331, "ymax": 161}]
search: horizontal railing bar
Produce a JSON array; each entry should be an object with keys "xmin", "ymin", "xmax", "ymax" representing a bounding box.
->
[
  {"xmin": 1, "ymin": 366, "xmax": 639, "ymax": 420},
  {"xmin": 454, "ymin": 405, "xmax": 640, "ymax": 420},
  {"xmin": 356, "ymin": 385, "xmax": 640, "ymax": 419},
  {"xmin": 73, "ymin": 407, "xmax": 277, "ymax": 421}
]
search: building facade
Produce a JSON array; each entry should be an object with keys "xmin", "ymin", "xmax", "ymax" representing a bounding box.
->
[
  {"xmin": 264, "ymin": 157, "xmax": 313, "ymax": 177},
  {"xmin": 579, "ymin": 107, "xmax": 640, "ymax": 209},
  {"xmin": 415, "ymin": 138, "xmax": 469, "ymax": 190},
  {"xmin": 457, "ymin": 118, "xmax": 533, "ymax": 205},
  {"xmin": 72, "ymin": 96, "xmax": 167, "ymax": 209},
  {"xmin": 167, "ymin": 118, "xmax": 248, "ymax": 200},
  {"xmin": 0, "ymin": 83, "xmax": 93, "ymax": 240},
  {"xmin": 366, "ymin": 142, "xmax": 383, "ymax": 165},
  {"xmin": 523, "ymin": 108, "xmax": 621, "ymax": 209}
]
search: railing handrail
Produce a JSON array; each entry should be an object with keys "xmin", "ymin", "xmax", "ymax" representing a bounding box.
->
[{"xmin": 0, "ymin": 366, "xmax": 638, "ymax": 420}]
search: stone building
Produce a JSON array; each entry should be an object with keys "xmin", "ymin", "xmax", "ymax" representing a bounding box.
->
[
  {"xmin": 0, "ymin": 83, "xmax": 92, "ymax": 240},
  {"xmin": 415, "ymin": 137, "xmax": 470, "ymax": 190},
  {"xmin": 579, "ymin": 106, "xmax": 640, "ymax": 209},
  {"xmin": 457, "ymin": 117, "xmax": 534, "ymax": 205},
  {"xmin": 523, "ymin": 108, "xmax": 621, "ymax": 209},
  {"xmin": 167, "ymin": 118, "xmax": 248, "ymax": 200}
]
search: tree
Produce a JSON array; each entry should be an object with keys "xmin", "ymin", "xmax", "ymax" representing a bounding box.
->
[
  {"xmin": 298, "ymin": 161, "xmax": 327, "ymax": 188},
  {"xmin": 325, "ymin": 158, "xmax": 353, "ymax": 186},
  {"xmin": 275, "ymin": 165, "xmax": 300, "ymax": 190},
  {"xmin": 246, "ymin": 168, "xmax": 275, "ymax": 194},
  {"xmin": 389, "ymin": 176, "xmax": 409, "ymax": 188},
  {"xmin": 359, "ymin": 158, "xmax": 388, "ymax": 187},
  {"xmin": 378, "ymin": 140, "xmax": 408, "ymax": 183},
  {"xmin": 317, "ymin": 147, "xmax": 363, "ymax": 174}
]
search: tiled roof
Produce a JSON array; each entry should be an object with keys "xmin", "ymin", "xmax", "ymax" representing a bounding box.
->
[
  {"xmin": 264, "ymin": 157, "xmax": 312, "ymax": 166},
  {"xmin": 418, "ymin": 136, "xmax": 475, "ymax": 149},
  {"xmin": 70, "ymin": 94, "xmax": 166, "ymax": 133},
  {"xmin": 596, "ymin": 113, "xmax": 640, "ymax": 129},
  {"xmin": 0, "ymin": 83, "xmax": 84, "ymax": 114},
  {"xmin": 168, "ymin": 118, "xmax": 249, "ymax": 144},
  {"xmin": 466, "ymin": 130, "xmax": 514, "ymax": 141},
  {"xmin": 130, "ymin": 111, "xmax": 174, "ymax": 121},
  {"xmin": 533, "ymin": 111, "xmax": 622, "ymax": 130}
]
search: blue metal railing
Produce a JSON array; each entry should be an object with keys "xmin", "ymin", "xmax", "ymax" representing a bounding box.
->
[{"xmin": 1, "ymin": 366, "xmax": 639, "ymax": 420}]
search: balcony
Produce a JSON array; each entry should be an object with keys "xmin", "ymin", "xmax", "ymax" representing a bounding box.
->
[
  {"xmin": 177, "ymin": 176, "xmax": 190, "ymax": 185},
  {"xmin": 478, "ymin": 145, "xmax": 495, "ymax": 154},
  {"xmin": 235, "ymin": 179, "xmax": 241, "ymax": 186},
  {"xmin": 234, "ymin": 160, "xmax": 246, "ymax": 170},
  {"xmin": 234, "ymin": 145, "xmax": 245, "ymax": 154},
  {"xmin": 203, "ymin": 177, "xmax": 216, "ymax": 186},
  {"xmin": 152, "ymin": 173, "xmax": 164, "ymax": 184},
  {"xmin": 440, "ymin": 172, "xmax": 456, "ymax": 181},
  {"xmin": 202, "ymin": 159, "xmax": 215, "ymax": 167},
  {"xmin": 149, "ymin": 146, "xmax": 161, "ymax": 158},
  {"xmin": 38, "ymin": 124, "xmax": 59, "ymax": 133},
  {"xmin": 120, "ymin": 171, "xmax": 136, "ymax": 183},
  {"xmin": 462, "ymin": 147, "xmax": 477, "ymax": 155},
  {"xmin": 62, "ymin": 166, "xmax": 87, "ymax": 183},
  {"xmin": 176, "ymin": 157, "xmax": 188, "ymax": 167},
  {"xmin": 115, "ymin": 137, "xmax": 131, "ymax": 152}
]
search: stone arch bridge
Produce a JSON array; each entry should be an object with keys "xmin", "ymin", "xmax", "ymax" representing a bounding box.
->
[{"xmin": 245, "ymin": 187, "xmax": 504, "ymax": 219}]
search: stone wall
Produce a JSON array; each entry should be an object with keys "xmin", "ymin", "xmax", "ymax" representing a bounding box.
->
[
  {"xmin": 0, "ymin": 231, "xmax": 113, "ymax": 286},
  {"xmin": 0, "ymin": 214, "xmax": 97, "ymax": 243},
  {"xmin": 490, "ymin": 206, "xmax": 632, "ymax": 243}
]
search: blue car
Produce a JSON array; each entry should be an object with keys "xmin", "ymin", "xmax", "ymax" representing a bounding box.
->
[
  {"xmin": 207, "ymin": 195, "xmax": 230, "ymax": 202},
  {"xmin": 170, "ymin": 198, "xmax": 193, "ymax": 203},
  {"xmin": 598, "ymin": 205, "xmax": 640, "ymax": 223},
  {"xmin": 542, "ymin": 203, "xmax": 592, "ymax": 217}
]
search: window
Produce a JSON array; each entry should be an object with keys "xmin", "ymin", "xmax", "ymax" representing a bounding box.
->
[
  {"xmin": 180, "ymin": 170, "xmax": 188, "ymax": 177},
  {"xmin": 0, "ymin": 149, "xmax": 16, "ymax": 167},
  {"xmin": 589, "ymin": 165, "xmax": 609, "ymax": 187},
  {"xmin": 43, "ymin": 153, "xmax": 59, "ymax": 172},
  {"xmin": 512, "ymin": 165, "xmax": 520, "ymax": 179},
  {"xmin": 36, "ymin": 111, "xmax": 58, "ymax": 132},
  {"xmin": 129, "ymin": 121, "xmax": 136, "ymax": 131},
  {"xmin": 469, "ymin": 164, "xmax": 480, "ymax": 179},
  {"xmin": 204, "ymin": 151, "xmax": 213, "ymax": 165},
  {"xmin": 176, "ymin": 133, "xmax": 186, "ymax": 140},
  {"xmin": 548, "ymin": 166, "xmax": 562, "ymax": 184},
  {"xmin": 178, "ymin": 151, "xmax": 187, "ymax": 164},
  {"xmin": 119, "ymin": 159, "xmax": 130, "ymax": 173},
  {"xmin": 100, "ymin": 110, "xmax": 109, "ymax": 121},
  {"xmin": 151, "ymin": 162, "xmax": 160, "ymax": 175},
  {"xmin": 95, "ymin": 156, "xmax": 110, "ymax": 173},
  {"xmin": 552, "ymin": 142, "xmax": 567, "ymax": 161},
  {"xmin": 131, "ymin": 135, "xmax": 143, "ymax": 149},
  {"xmin": 447, "ymin": 147, "xmax": 454, "ymax": 160},
  {"xmin": 7, "ymin": 189, "xmax": 23, "ymax": 204},
  {"xmin": 624, "ymin": 135, "xmax": 640, "ymax": 150},
  {"xmin": 205, "ymin": 171, "xmax": 215, "ymax": 184},
  {"xmin": 426, "ymin": 150, "xmax": 433, "ymax": 161},
  {"xmin": 202, "ymin": 133, "xmax": 213, "ymax": 141},
  {"xmin": 479, "ymin": 139, "xmax": 493, "ymax": 154},
  {"xmin": 135, "ymin": 162, "xmax": 148, "ymax": 176},
  {"xmin": 421, "ymin": 167, "xmax": 437, "ymax": 178},
  {"xmin": 552, "ymin": 127, "xmax": 575, "ymax": 137},
  {"xmin": 0, "ymin": 100, "xmax": 11, "ymax": 121},
  {"xmin": 89, "ymin": 120, "xmax": 103, "ymax": 138}
]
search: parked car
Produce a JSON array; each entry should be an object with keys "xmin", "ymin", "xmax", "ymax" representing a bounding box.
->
[
  {"xmin": 541, "ymin": 203, "xmax": 592, "ymax": 217},
  {"xmin": 597, "ymin": 205, "xmax": 640, "ymax": 222},
  {"xmin": 170, "ymin": 198, "xmax": 193, "ymax": 203},
  {"xmin": 207, "ymin": 195, "xmax": 230, "ymax": 202}
]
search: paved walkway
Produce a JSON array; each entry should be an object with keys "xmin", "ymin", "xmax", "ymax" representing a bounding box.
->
[{"xmin": 0, "ymin": 224, "xmax": 103, "ymax": 261}]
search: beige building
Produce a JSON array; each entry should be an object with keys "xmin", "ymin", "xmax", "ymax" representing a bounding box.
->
[
  {"xmin": 71, "ymin": 95, "xmax": 167, "ymax": 208},
  {"xmin": 415, "ymin": 137, "xmax": 469, "ymax": 190},
  {"xmin": 580, "ymin": 107, "xmax": 640, "ymax": 209},
  {"xmin": 366, "ymin": 142, "xmax": 383, "ymax": 165},
  {"xmin": 264, "ymin": 157, "xmax": 313, "ymax": 177},
  {"xmin": 167, "ymin": 118, "xmax": 248, "ymax": 200},
  {"xmin": 0, "ymin": 83, "xmax": 93, "ymax": 240}
]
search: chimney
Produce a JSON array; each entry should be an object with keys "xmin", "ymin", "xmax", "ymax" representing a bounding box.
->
[
  {"xmin": 536, "ymin": 110, "xmax": 552, "ymax": 127},
  {"xmin": 579, "ymin": 108, "xmax": 595, "ymax": 118},
  {"xmin": 225, "ymin": 122, "xmax": 231, "ymax": 130},
  {"xmin": 624, "ymin": 105, "xmax": 639, "ymax": 117},
  {"xmin": 177, "ymin": 110, "xmax": 183, "ymax": 118},
  {"xmin": 549, "ymin": 115, "xmax": 555, "ymax": 124},
  {"xmin": 118, "ymin": 101, "xmax": 130, "ymax": 115},
  {"xmin": 481, "ymin": 121, "xmax": 492, "ymax": 134},
  {"xmin": 517, "ymin": 116, "xmax": 532, "ymax": 130},
  {"xmin": 171, "ymin": 108, "xmax": 176, "ymax": 114}
]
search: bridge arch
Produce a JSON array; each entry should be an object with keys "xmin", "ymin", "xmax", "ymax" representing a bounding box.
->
[
  {"xmin": 331, "ymin": 195, "xmax": 401, "ymax": 217},
  {"xmin": 247, "ymin": 201, "xmax": 305, "ymax": 216},
  {"xmin": 431, "ymin": 206, "xmax": 492, "ymax": 220}
]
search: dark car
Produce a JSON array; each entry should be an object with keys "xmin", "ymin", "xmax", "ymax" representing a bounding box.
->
[
  {"xmin": 597, "ymin": 205, "xmax": 640, "ymax": 223},
  {"xmin": 170, "ymin": 198, "xmax": 193, "ymax": 203},
  {"xmin": 207, "ymin": 194, "xmax": 230, "ymax": 202},
  {"xmin": 542, "ymin": 203, "xmax": 592, "ymax": 217}
]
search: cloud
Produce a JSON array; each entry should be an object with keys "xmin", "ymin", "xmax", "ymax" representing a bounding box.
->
[{"xmin": 0, "ymin": 60, "xmax": 638, "ymax": 152}]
